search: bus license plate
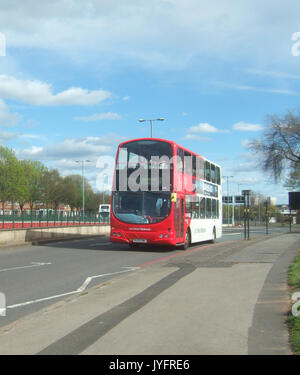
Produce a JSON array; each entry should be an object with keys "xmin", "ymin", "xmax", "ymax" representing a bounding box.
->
[{"xmin": 133, "ymin": 239, "xmax": 147, "ymax": 243}]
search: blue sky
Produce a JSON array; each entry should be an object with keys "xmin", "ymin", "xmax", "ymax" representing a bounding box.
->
[{"xmin": 1, "ymin": 0, "xmax": 300, "ymax": 204}]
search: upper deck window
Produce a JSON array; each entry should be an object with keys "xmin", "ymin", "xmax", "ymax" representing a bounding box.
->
[
  {"xmin": 117, "ymin": 140, "xmax": 173, "ymax": 169},
  {"xmin": 116, "ymin": 140, "xmax": 173, "ymax": 192},
  {"xmin": 205, "ymin": 161, "xmax": 211, "ymax": 182},
  {"xmin": 215, "ymin": 166, "xmax": 221, "ymax": 185},
  {"xmin": 210, "ymin": 164, "xmax": 216, "ymax": 184},
  {"xmin": 177, "ymin": 147, "xmax": 184, "ymax": 172},
  {"xmin": 184, "ymin": 151, "xmax": 192, "ymax": 175}
]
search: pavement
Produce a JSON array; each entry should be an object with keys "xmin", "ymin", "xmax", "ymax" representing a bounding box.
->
[{"xmin": 0, "ymin": 232, "xmax": 299, "ymax": 355}]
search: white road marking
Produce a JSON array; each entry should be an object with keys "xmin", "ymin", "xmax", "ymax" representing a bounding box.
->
[
  {"xmin": 7, "ymin": 267, "xmax": 139, "ymax": 310},
  {"xmin": 7, "ymin": 291, "xmax": 79, "ymax": 309},
  {"xmin": 0, "ymin": 262, "xmax": 52, "ymax": 273},
  {"xmin": 76, "ymin": 267, "xmax": 139, "ymax": 292}
]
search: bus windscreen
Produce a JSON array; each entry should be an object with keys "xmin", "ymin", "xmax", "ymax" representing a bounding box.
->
[{"xmin": 112, "ymin": 191, "xmax": 171, "ymax": 224}]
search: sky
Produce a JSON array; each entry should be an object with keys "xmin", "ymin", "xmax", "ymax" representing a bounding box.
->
[{"xmin": 0, "ymin": 0, "xmax": 300, "ymax": 204}]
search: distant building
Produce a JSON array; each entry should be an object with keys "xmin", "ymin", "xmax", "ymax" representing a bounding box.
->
[
  {"xmin": 0, "ymin": 202, "xmax": 72, "ymax": 216},
  {"xmin": 269, "ymin": 197, "xmax": 277, "ymax": 206},
  {"xmin": 276, "ymin": 204, "xmax": 299, "ymax": 224}
]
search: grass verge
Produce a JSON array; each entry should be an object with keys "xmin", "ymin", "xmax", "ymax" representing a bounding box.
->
[
  {"xmin": 287, "ymin": 315, "xmax": 300, "ymax": 354},
  {"xmin": 288, "ymin": 251, "xmax": 300, "ymax": 355}
]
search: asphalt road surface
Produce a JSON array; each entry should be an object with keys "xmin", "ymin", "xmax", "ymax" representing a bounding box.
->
[{"xmin": 0, "ymin": 225, "xmax": 291, "ymax": 327}]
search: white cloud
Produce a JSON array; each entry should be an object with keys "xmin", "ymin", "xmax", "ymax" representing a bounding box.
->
[
  {"xmin": 233, "ymin": 122, "xmax": 264, "ymax": 132},
  {"xmin": 122, "ymin": 96, "xmax": 130, "ymax": 101},
  {"xmin": 0, "ymin": 99, "xmax": 6, "ymax": 110},
  {"xmin": 1, "ymin": 0, "xmax": 299, "ymax": 69},
  {"xmin": 20, "ymin": 134, "xmax": 45, "ymax": 140},
  {"xmin": 0, "ymin": 99, "xmax": 21, "ymax": 126},
  {"xmin": 0, "ymin": 130, "xmax": 18, "ymax": 144},
  {"xmin": 245, "ymin": 69, "xmax": 300, "ymax": 80},
  {"xmin": 241, "ymin": 139, "xmax": 252, "ymax": 148},
  {"xmin": 0, "ymin": 124, "xmax": 45, "ymax": 146},
  {"xmin": 74, "ymin": 112, "xmax": 121, "ymax": 121},
  {"xmin": 214, "ymin": 81, "xmax": 299, "ymax": 96},
  {"xmin": 188, "ymin": 123, "xmax": 229, "ymax": 133},
  {"xmin": 25, "ymin": 119, "xmax": 39, "ymax": 128},
  {"xmin": 231, "ymin": 162, "xmax": 258, "ymax": 173},
  {"xmin": 183, "ymin": 134, "xmax": 212, "ymax": 141},
  {"xmin": 0, "ymin": 75, "xmax": 112, "ymax": 106},
  {"xmin": 22, "ymin": 145, "xmax": 44, "ymax": 155},
  {"xmin": 18, "ymin": 134, "xmax": 125, "ymax": 162}
]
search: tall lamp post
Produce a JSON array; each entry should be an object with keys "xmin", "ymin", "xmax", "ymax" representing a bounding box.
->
[
  {"xmin": 138, "ymin": 118, "xmax": 164, "ymax": 137},
  {"xmin": 102, "ymin": 173, "xmax": 108, "ymax": 204},
  {"xmin": 75, "ymin": 160, "xmax": 91, "ymax": 218},
  {"xmin": 223, "ymin": 175, "xmax": 234, "ymax": 225},
  {"xmin": 238, "ymin": 183, "xmax": 246, "ymax": 225}
]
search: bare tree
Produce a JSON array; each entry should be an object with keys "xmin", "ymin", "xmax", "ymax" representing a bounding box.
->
[{"xmin": 248, "ymin": 110, "xmax": 300, "ymax": 185}]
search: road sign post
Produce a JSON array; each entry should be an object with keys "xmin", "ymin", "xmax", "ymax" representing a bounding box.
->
[
  {"xmin": 264, "ymin": 199, "xmax": 269, "ymax": 235},
  {"xmin": 242, "ymin": 190, "xmax": 251, "ymax": 240}
]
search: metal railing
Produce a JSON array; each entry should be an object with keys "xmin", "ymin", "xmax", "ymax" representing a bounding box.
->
[{"xmin": 0, "ymin": 211, "xmax": 110, "ymax": 229}]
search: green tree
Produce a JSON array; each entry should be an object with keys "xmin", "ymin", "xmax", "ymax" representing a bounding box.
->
[
  {"xmin": 27, "ymin": 160, "xmax": 46, "ymax": 211},
  {"xmin": 0, "ymin": 146, "xmax": 23, "ymax": 211},
  {"xmin": 15, "ymin": 160, "xmax": 30, "ymax": 211},
  {"xmin": 68, "ymin": 174, "xmax": 95, "ymax": 212},
  {"xmin": 61, "ymin": 176, "xmax": 79, "ymax": 211},
  {"xmin": 249, "ymin": 110, "xmax": 300, "ymax": 187},
  {"xmin": 40, "ymin": 169, "xmax": 65, "ymax": 210},
  {"xmin": 285, "ymin": 163, "xmax": 300, "ymax": 190}
]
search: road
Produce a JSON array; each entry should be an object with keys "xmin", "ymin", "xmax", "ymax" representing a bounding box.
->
[{"xmin": 0, "ymin": 225, "xmax": 291, "ymax": 328}]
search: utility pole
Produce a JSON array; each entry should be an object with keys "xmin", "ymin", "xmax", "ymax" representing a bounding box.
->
[
  {"xmin": 242, "ymin": 190, "xmax": 251, "ymax": 240},
  {"xmin": 265, "ymin": 197, "xmax": 269, "ymax": 235},
  {"xmin": 75, "ymin": 160, "xmax": 91, "ymax": 218},
  {"xmin": 223, "ymin": 176, "xmax": 234, "ymax": 225}
]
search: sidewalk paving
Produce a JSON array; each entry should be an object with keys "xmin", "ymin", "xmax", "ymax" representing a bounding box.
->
[{"xmin": 0, "ymin": 233, "xmax": 299, "ymax": 355}]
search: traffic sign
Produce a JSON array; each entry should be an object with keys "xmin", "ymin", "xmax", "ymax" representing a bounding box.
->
[
  {"xmin": 234, "ymin": 195, "xmax": 245, "ymax": 204},
  {"xmin": 222, "ymin": 196, "xmax": 233, "ymax": 204}
]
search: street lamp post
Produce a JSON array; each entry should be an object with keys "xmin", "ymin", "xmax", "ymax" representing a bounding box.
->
[
  {"xmin": 223, "ymin": 175, "xmax": 234, "ymax": 225},
  {"xmin": 75, "ymin": 160, "xmax": 91, "ymax": 218},
  {"xmin": 238, "ymin": 183, "xmax": 245, "ymax": 225},
  {"xmin": 102, "ymin": 173, "xmax": 108, "ymax": 204},
  {"xmin": 138, "ymin": 118, "xmax": 165, "ymax": 137}
]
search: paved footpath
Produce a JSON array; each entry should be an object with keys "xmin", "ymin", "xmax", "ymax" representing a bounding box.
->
[{"xmin": 0, "ymin": 233, "xmax": 299, "ymax": 355}]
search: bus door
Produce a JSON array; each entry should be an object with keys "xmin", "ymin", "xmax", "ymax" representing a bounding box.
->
[{"xmin": 174, "ymin": 195, "xmax": 185, "ymax": 243}]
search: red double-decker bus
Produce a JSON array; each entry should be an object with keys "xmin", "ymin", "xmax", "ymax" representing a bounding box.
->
[{"xmin": 110, "ymin": 138, "xmax": 222, "ymax": 249}]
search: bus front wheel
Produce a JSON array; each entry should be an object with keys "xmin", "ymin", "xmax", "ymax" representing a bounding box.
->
[{"xmin": 129, "ymin": 243, "xmax": 139, "ymax": 249}]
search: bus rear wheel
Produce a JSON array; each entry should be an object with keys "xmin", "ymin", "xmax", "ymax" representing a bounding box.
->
[
  {"xmin": 182, "ymin": 228, "xmax": 191, "ymax": 250},
  {"xmin": 210, "ymin": 227, "xmax": 216, "ymax": 243}
]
